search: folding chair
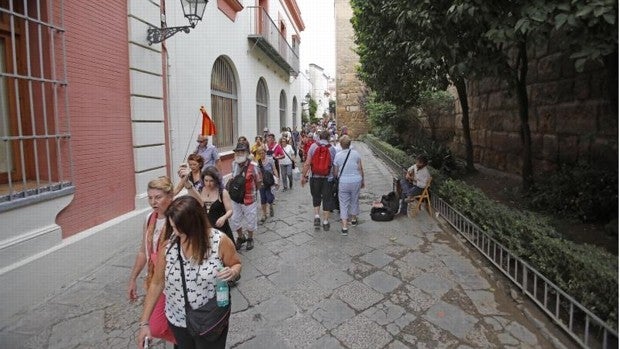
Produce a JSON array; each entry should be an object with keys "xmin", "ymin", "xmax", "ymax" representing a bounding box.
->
[{"xmin": 407, "ymin": 177, "xmax": 432, "ymax": 217}]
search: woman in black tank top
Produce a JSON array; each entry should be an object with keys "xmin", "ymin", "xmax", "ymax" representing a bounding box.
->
[
  {"xmin": 204, "ymin": 190, "xmax": 234, "ymax": 242},
  {"xmin": 185, "ymin": 166, "xmax": 234, "ymax": 242}
]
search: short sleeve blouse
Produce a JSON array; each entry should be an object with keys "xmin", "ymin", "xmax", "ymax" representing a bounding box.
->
[{"xmin": 164, "ymin": 229, "xmax": 224, "ymax": 328}]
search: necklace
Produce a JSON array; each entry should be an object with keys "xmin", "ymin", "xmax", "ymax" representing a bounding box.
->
[{"xmin": 202, "ymin": 189, "xmax": 218, "ymax": 213}]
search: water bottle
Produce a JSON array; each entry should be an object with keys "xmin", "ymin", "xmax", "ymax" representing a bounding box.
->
[{"xmin": 215, "ymin": 268, "xmax": 229, "ymax": 307}]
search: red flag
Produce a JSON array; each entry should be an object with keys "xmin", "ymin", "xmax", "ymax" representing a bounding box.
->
[{"xmin": 200, "ymin": 106, "xmax": 217, "ymax": 136}]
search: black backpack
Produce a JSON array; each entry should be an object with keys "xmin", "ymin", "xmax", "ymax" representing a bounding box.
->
[
  {"xmin": 227, "ymin": 165, "xmax": 248, "ymax": 203},
  {"xmin": 370, "ymin": 207, "xmax": 394, "ymax": 221},
  {"xmin": 259, "ymin": 162, "xmax": 275, "ymax": 187},
  {"xmin": 381, "ymin": 191, "xmax": 400, "ymax": 215},
  {"xmin": 370, "ymin": 191, "xmax": 399, "ymax": 222}
]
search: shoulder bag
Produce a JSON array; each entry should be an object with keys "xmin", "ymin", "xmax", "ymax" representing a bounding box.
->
[
  {"xmin": 177, "ymin": 242, "xmax": 230, "ymax": 340},
  {"xmin": 283, "ymin": 147, "xmax": 296, "ymax": 169}
]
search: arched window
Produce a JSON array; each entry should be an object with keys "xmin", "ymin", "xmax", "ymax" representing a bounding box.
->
[
  {"xmin": 210, "ymin": 57, "xmax": 238, "ymax": 148},
  {"xmin": 292, "ymin": 96, "xmax": 298, "ymax": 128},
  {"xmin": 279, "ymin": 90, "xmax": 287, "ymax": 130},
  {"xmin": 256, "ymin": 78, "xmax": 269, "ymax": 134}
]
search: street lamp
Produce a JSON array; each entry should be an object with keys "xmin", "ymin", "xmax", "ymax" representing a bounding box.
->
[{"xmin": 147, "ymin": 0, "xmax": 209, "ymax": 45}]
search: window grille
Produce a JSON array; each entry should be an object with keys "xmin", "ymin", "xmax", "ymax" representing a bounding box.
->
[
  {"xmin": 279, "ymin": 90, "xmax": 286, "ymax": 129},
  {"xmin": 0, "ymin": 1, "xmax": 74, "ymax": 211},
  {"xmin": 210, "ymin": 57, "xmax": 237, "ymax": 149},
  {"xmin": 256, "ymin": 78, "xmax": 268, "ymax": 134}
]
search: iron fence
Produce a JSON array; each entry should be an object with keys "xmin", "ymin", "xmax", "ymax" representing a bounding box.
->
[
  {"xmin": 363, "ymin": 138, "xmax": 618, "ymax": 348},
  {"xmin": 432, "ymin": 196, "xmax": 618, "ymax": 349}
]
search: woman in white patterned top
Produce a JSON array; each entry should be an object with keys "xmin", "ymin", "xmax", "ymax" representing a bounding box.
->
[{"xmin": 137, "ymin": 196, "xmax": 242, "ymax": 349}]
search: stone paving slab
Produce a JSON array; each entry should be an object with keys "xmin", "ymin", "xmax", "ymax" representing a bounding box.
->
[{"xmin": 0, "ymin": 141, "xmax": 569, "ymax": 349}]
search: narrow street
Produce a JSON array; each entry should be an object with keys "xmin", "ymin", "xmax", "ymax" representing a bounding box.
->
[{"xmin": 0, "ymin": 142, "xmax": 566, "ymax": 348}]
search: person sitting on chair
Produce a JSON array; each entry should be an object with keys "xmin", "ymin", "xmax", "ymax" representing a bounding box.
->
[{"xmin": 398, "ymin": 154, "xmax": 430, "ymax": 215}]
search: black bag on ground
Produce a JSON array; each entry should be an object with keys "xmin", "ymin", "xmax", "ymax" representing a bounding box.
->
[
  {"xmin": 381, "ymin": 191, "xmax": 400, "ymax": 215},
  {"xmin": 227, "ymin": 165, "xmax": 248, "ymax": 203},
  {"xmin": 370, "ymin": 207, "xmax": 394, "ymax": 221},
  {"xmin": 370, "ymin": 191, "xmax": 399, "ymax": 222}
]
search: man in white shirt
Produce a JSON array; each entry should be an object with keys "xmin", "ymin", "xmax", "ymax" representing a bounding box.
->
[{"xmin": 399, "ymin": 155, "xmax": 431, "ymax": 215}]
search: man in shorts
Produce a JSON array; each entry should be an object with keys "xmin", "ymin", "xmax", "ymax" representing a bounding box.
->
[
  {"xmin": 230, "ymin": 142, "xmax": 262, "ymax": 250},
  {"xmin": 301, "ymin": 130, "xmax": 337, "ymax": 231}
]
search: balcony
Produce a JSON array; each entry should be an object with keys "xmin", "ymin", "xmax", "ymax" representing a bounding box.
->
[{"xmin": 247, "ymin": 6, "xmax": 300, "ymax": 76}]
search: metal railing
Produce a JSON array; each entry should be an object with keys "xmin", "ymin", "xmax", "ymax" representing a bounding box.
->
[
  {"xmin": 362, "ymin": 137, "xmax": 618, "ymax": 348},
  {"xmin": 0, "ymin": 3, "xmax": 74, "ymax": 212},
  {"xmin": 247, "ymin": 6, "xmax": 300, "ymax": 75},
  {"xmin": 433, "ymin": 196, "xmax": 618, "ymax": 349}
]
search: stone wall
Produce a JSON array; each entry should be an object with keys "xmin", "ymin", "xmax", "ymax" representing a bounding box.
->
[
  {"xmin": 334, "ymin": 0, "xmax": 369, "ymax": 139},
  {"xmin": 450, "ymin": 44, "xmax": 616, "ymax": 176}
]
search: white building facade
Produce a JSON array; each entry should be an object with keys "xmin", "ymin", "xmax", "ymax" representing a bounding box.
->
[
  {"xmin": 161, "ymin": 0, "xmax": 306, "ymax": 169},
  {"xmin": 307, "ymin": 63, "xmax": 332, "ymax": 119}
]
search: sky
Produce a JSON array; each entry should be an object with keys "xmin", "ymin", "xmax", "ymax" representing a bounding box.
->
[{"xmin": 297, "ymin": 0, "xmax": 336, "ymax": 77}]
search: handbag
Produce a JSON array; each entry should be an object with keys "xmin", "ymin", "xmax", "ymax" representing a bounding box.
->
[
  {"xmin": 177, "ymin": 242, "xmax": 230, "ymax": 340},
  {"xmin": 283, "ymin": 148, "xmax": 296, "ymax": 169},
  {"xmin": 292, "ymin": 167, "xmax": 301, "ymax": 180}
]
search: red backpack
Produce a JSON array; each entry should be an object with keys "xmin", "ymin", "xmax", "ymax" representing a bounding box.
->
[{"xmin": 310, "ymin": 144, "xmax": 332, "ymax": 176}]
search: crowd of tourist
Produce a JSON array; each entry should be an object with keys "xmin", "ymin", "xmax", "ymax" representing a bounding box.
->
[{"xmin": 126, "ymin": 119, "xmax": 431, "ymax": 348}]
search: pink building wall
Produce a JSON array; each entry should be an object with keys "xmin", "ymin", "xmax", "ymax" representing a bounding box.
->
[{"xmin": 57, "ymin": 2, "xmax": 135, "ymax": 237}]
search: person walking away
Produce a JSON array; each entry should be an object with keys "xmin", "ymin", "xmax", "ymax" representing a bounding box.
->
[
  {"xmin": 301, "ymin": 132, "xmax": 315, "ymax": 163},
  {"xmin": 255, "ymin": 147, "xmax": 279, "ymax": 223},
  {"xmin": 291, "ymin": 126, "xmax": 300, "ymax": 156},
  {"xmin": 174, "ymin": 154, "xmax": 204, "ymax": 195},
  {"xmin": 333, "ymin": 136, "xmax": 364, "ymax": 236},
  {"xmin": 398, "ymin": 154, "xmax": 431, "ymax": 216},
  {"xmin": 127, "ymin": 176, "xmax": 176, "ymax": 345},
  {"xmin": 137, "ymin": 196, "xmax": 242, "ymax": 349},
  {"xmin": 228, "ymin": 143, "xmax": 261, "ymax": 251},
  {"xmin": 301, "ymin": 130, "xmax": 337, "ymax": 231},
  {"xmin": 279, "ymin": 137, "xmax": 295, "ymax": 191},
  {"xmin": 194, "ymin": 135, "xmax": 221, "ymax": 172}
]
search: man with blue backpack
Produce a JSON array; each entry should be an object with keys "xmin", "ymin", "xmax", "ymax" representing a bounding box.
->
[{"xmin": 300, "ymin": 130, "xmax": 337, "ymax": 231}]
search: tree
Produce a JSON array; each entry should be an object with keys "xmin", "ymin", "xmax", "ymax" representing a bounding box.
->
[
  {"xmin": 391, "ymin": 0, "xmax": 499, "ymax": 172},
  {"xmin": 448, "ymin": 0, "xmax": 617, "ymax": 191},
  {"xmin": 352, "ymin": 0, "xmax": 481, "ymax": 171},
  {"xmin": 419, "ymin": 90, "xmax": 454, "ymax": 142},
  {"xmin": 351, "ymin": 0, "xmax": 446, "ymax": 108},
  {"xmin": 308, "ymin": 97, "xmax": 318, "ymax": 120}
]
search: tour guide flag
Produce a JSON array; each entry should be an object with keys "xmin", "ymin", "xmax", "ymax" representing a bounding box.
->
[{"xmin": 200, "ymin": 106, "xmax": 216, "ymax": 136}]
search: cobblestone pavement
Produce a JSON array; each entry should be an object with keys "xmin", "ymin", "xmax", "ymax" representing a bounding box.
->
[{"xmin": 0, "ymin": 142, "xmax": 569, "ymax": 349}]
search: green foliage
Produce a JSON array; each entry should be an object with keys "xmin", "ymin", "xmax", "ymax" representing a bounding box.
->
[
  {"xmin": 308, "ymin": 97, "xmax": 318, "ymax": 119},
  {"xmin": 529, "ymin": 236, "xmax": 618, "ymax": 326},
  {"xmin": 408, "ymin": 138, "xmax": 464, "ymax": 177},
  {"xmin": 362, "ymin": 91, "xmax": 414, "ymax": 145},
  {"xmin": 527, "ymin": 164, "xmax": 619, "ymax": 223},
  {"xmin": 364, "ymin": 92, "xmax": 398, "ymax": 128},
  {"xmin": 439, "ymin": 178, "xmax": 618, "ymax": 325},
  {"xmin": 362, "ymin": 134, "xmax": 413, "ymax": 173},
  {"xmin": 418, "ymin": 90, "xmax": 455, "ymax": 141},
  {"xmin": 350, "ymin": 0, "xmax": 445, "ymax": 107}
]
